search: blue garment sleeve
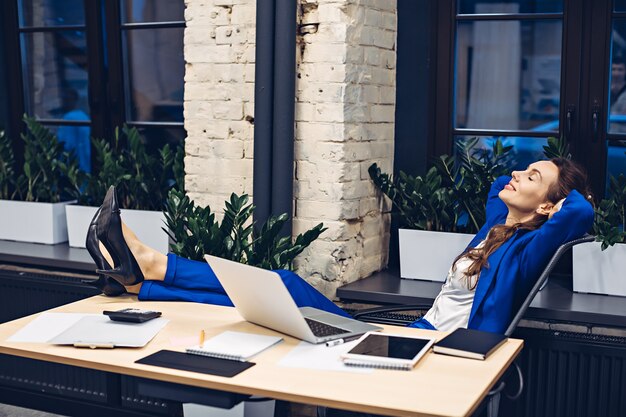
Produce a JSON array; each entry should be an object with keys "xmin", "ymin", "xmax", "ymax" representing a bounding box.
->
[
  {"xmin": 485, "ymin": 176, "xmax": 511, "ymax": 226},
  {"xmin": 519, "ymin": 189, "xmax": 594, "ymax": 280}
]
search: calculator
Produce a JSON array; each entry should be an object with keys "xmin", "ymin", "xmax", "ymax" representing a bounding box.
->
[{"xmin": 103, "ymin": 308, "xmax": 162, "ymax": 323}]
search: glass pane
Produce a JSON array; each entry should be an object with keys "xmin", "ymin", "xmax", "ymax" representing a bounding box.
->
[
  {"xmin": 454, "ymin": 135, "xmax": 549, "ymax": 171},
  {"xmin": 46, "ymin": 124, "xmax": 92, "ymax": 173},
  {"xmin": 20, "ymin": 31, "xmax": 91, "ymax": 120},
  {"xmin": 120, "ymin": 0, "xmax": 185, "ymax": 23},
  {"xmin": 122, "ymin": 28, "xmax": 184, "ymax": 122},
  {"xmin": 608, "ymin": 20, "xmax": 626, "ymax": 134},
  {"xmin": 458, "ymin": 0, "xmax": 562, "ymax": 15},
  {"xmin": 132, "ymin": 125, "xmax": 186, "ymax": 153},
  {"xmin": 455, "ymin": 19, "xmax": 562, "ymax": 131},
  {"xmin": 18, "ymin": 0, "xmax": 85, "ymax": 27},
  {"xmin": 607, "ymin": 141, "xmax": 626, "ymax": 183},
  {"xmin": 615, "ymin": 0, "xmax": 626, "ymax": 13}
]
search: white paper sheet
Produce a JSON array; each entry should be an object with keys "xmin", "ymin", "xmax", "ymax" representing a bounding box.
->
[
  {"xmin": 7, "ymin": 313, "xmax": 95, "ymax": 343},
  {"xmin": 49, "ymin": 315, "xmax": 169, "ymax": 347},
  {"xmin": 278, "ymin": 340, "xmax": 373, "ymax": 374}
]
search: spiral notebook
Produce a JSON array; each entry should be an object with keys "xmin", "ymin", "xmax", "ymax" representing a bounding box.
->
[
  {"xmin": 186, "ymin": 331, "xmax": 283, "ymax": 362},
  {"xmin": 340, "ymin": 332, "xmax": 436, "ymax": 371}
]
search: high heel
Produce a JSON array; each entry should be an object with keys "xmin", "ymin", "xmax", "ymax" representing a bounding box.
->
[
  {"xmin": 81, "ymin": 275, "xmax": 126, "ymax": 297},
  {"xmin": 96, "ymin": 186, "xmax": 145, "ymax": 286},
  {"xmin": 84, "ymin": 206, "xmax": 126, "ymax": 296}
]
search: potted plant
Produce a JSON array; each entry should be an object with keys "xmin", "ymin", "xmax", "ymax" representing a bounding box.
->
[
  {"xmin": 369, "ymin": 138, "xmax": 512, "ymax": 281},
  {"xmin": 66, "ymin": 126, "xmax": 183, "ymax": 252},
  {"xmin": 0, "ymin": 117, "xmax": 83, "ymax": 244},
  {"xmin": 164, "ymin": 189, "xmax": 325, "ymax": 269},
  {"xmin": 573, "ymin": 173, "xmax": 626, "ymax": 296}
]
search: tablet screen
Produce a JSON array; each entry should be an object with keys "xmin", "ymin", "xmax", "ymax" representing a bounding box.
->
[{"xmin": 347, "ymin": 333, "xmax": 431, "ymax": 360}]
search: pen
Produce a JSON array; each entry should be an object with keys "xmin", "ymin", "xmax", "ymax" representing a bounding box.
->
[
  {"xmin": 199, "ymin": 329, "xmax": 205, "ymax": 346},
  {"xmin": 325, "ymin": 334, "xmax": 362, "ymax": 347}
]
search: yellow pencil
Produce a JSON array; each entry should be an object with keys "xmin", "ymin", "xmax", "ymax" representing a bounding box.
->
[{"xmin": 199, "ymin": 329, "xmax": 205, "ymax": 346}]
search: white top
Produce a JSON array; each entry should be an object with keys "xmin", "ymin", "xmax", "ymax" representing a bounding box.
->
[{"xmin": 422, "ymin": 241, "xmax": 484, "ymax": 332}]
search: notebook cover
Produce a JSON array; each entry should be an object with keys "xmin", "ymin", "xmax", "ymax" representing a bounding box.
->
[
  {"xmin": 136, "ymin": 350, "xmax": 255, "ymax": 377},
  {"xmin": 433, "ymin": 328, "xmax": 507, "ymax": 359},
  {"xmin": 186, "ymin": 331, "xmax": 283, "ymax": 361}
]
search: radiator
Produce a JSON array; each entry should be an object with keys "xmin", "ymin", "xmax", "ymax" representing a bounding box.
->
[{"xmin": 501, "ymin": 327, "xmax": 626, "ymax": 417}]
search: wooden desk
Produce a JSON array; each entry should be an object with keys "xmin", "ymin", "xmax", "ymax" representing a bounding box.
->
[{"xmin": 0, "ymin": 296, "xmax": 523, "ymax": 417}]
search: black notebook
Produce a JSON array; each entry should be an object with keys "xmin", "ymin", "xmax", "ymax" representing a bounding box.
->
[
  {"xmin": 136, "ymin": 350, "xmax": 255, "ymax": 377},
  {"xmin": 433, "ymin": 328, "xmax": 507, "ymax": 360}
]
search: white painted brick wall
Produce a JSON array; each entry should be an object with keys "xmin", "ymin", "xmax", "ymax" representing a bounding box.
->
[
  {"xmin": 293, "ymin": 0, "xmax": 396, "ymax": 296},
  {"xmin": 184, "ymin": 0, "xmax": 396, "ymax": 298},
  {"xmin": 184, "ymin": 0, "xmax": 256, "ymax": 211}
]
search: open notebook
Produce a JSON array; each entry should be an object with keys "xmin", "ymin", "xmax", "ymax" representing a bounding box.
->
[{"xmin": 186, "ymin": 331, "xmax": 283, "ymax": 362}]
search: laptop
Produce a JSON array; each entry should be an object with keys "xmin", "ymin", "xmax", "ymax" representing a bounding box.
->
[{"xmin": 205, "ymin": 255, "xmax": 382, "ymax": 344}]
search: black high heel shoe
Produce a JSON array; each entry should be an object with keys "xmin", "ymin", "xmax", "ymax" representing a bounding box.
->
[
  {"xmin": 95, "ymin": 186, "xmax": 145, "ymax": 286},
  {"xmin": 83, "ymin": 206, "xmax": 126, "ymax": 296}
]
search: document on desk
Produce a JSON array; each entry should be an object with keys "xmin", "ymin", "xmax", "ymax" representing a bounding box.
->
[
  {"xmin": 278, "ymin": 340, "xmax": 373, "ymax": 374},
  {"xmin": 49, "ymin": 315, "xmax": 168, "ymax": 347},
  {"xmin": 7, "ymin": 312, "xmax": 168, "ymax": 348},
  {"xmin": 8, "ymin": 313, "xmax": 89, "ymax": 343}
]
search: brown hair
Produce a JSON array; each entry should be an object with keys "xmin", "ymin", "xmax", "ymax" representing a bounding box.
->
[{"xmin": 454, "ymin": 158, "xmax": 592, "ymax": 289}]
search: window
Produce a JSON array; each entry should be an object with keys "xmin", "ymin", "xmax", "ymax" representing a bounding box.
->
[
  {"xmin": 1, "ymin": 0, "xmax": 185, "ymax": 172},
  {"xmin": 395, "ymin": 0, "xmax": 626, "ymax": 196}
]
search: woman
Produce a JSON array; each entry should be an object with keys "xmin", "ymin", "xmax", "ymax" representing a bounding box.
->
[{"xmin": 86, "ymin": 157, "xmax": 594, "ymax": 334}]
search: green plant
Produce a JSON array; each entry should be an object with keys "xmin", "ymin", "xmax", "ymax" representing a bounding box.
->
[
  {"xmin": 0, "ymin": 117, "xmax": 84, "ymax": 203},
  {"xmin": 369, "ymin": 163, "xmax": 458, "ymax": 231},
  {"xmin": 593, "ymin": 174, "xmax": 626, "ymax": 250},
  {"xmin": 164, "ymin": 189, "xmax": 326, "ymax": 270},
  {"xmin": 80, "ymin": 126, "xmax": 185, "ymax": 210},
  {"xmin": 0, "ymin": 130, "xmax": 17, "ymax": 200},
  {"xmin": 543, "ymin": 135, "xmax": 571, "ymax": 159},
  {"xmin": 369, "ymin": 138, "xmax": 512, "ymax": 234}
]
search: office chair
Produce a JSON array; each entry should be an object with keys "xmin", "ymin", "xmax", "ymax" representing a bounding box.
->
[{"xmin": 333, "ymin": 234, "xmax": 596, "ymax": 417}]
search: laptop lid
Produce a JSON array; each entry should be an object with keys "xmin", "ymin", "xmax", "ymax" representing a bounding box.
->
[
  {"xmin": 204, "ymin": 255, "xmax": 379, "ymax": 343},
  {"xmin": 205, "ymin": 255, "xmax": 323, "ymax": 342}
]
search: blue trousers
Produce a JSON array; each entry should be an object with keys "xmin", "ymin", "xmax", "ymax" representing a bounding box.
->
[
  {"xmin": 138, "ymin": 254, "xmax": 433, "ymax": 329},
  {"xmin": 138, "ymin": 254, "xmax": 349, "ymax": 317}
]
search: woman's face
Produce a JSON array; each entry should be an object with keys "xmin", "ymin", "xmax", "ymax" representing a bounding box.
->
[{"xmin": 499, "ymin": 160, "xmax": 559, "ymax": 218}]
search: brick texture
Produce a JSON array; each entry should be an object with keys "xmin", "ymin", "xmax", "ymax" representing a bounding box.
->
[{"xmin": 184, "ymin": 0, "xmax": 397, "ymax": 298}]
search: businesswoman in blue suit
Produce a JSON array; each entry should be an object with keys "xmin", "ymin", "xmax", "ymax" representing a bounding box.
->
[{"xmin": 86, "ymin": 157, "xmax": 594, "ymax": 334}]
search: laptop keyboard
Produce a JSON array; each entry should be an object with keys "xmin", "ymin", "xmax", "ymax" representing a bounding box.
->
[{"xmin": 304, "ymin": 318, "xmax": 348, "ymax": 337}]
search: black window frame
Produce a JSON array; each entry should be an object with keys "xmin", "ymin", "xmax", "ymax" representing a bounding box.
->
[
  {"xmin": 418, "ymin": 0, "xmax": 621, "ymax": 197},
  {"xmin": 0, "ymin": 0, "xmax": 186, "ymax": 170}
]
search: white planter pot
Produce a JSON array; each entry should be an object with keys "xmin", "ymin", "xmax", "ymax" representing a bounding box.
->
[
  {"xmin": 572, "ymin": 241, "xmax": 626, "ymax": 297},
  {"xmin": 399, "ymin": 229, "xmax": 474, "ymax": 281},
  {"xmin": 0, "ymin": 200, "xmax": 74, "ymax": 244},
  {"xmin": 66, "ymin": 205, "xmax": 169, "ymax": 254}
]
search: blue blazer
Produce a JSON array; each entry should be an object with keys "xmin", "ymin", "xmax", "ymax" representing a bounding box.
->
[{"xmin": 465, "ymin": 176, "xmax": 594, "ymax": 334}]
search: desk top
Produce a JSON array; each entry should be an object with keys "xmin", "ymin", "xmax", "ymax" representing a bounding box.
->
[
  {"xmin": 337, "ymin": 270, "xmax": 626, "ymax": 329},
  {"xmin": 0, "ymin": 296, "xmax": 523, "ymax": 417}
]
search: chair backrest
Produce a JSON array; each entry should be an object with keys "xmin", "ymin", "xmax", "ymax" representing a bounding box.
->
[{"xmin": 503, "ymin": 234, "xmax": 595, "ymax": 337}]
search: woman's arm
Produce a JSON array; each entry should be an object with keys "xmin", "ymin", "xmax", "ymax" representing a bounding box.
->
[
  {"xmin": 519, "ymin": 189, "xmax": 594, "ymax": 277},
  {"xmin": 485, "ymin": 176, "xmax": 511, "ymax": 225}
]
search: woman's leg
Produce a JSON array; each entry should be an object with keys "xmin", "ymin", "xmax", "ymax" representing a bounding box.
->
[
  {"xmin": 138, "ymin": 283, "xmax": 234, "ymax": 306},
  {"xmin": 136, "ymin": 253, "xmax": 349, "ymax": 317},
  {"xmin": 274, "ymin": 269, "xmax": 350, "ymax": 317},
  {"xmin": 100, "ymin": 222, "xmax": 349, "ymax": 317},
  {"xmin": 99, "ymin": 223, "xmax": 168, "ymax": 284}
]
